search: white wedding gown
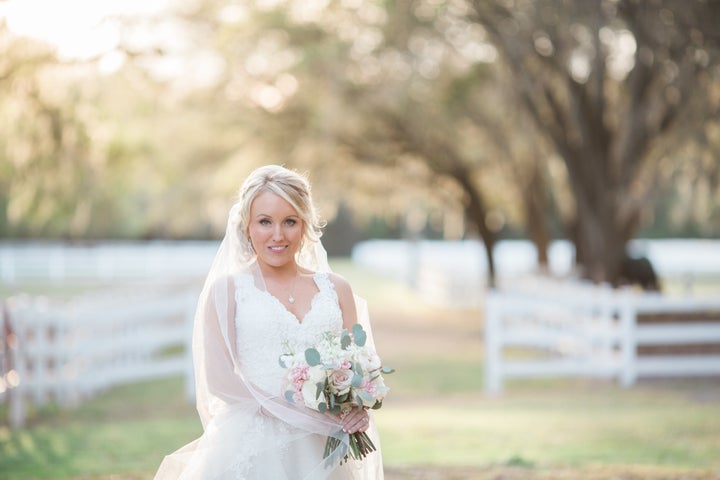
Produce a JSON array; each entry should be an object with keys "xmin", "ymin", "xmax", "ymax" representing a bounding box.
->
[{"xmin": 154, "ymin": 271, "xmax": 383, "ymax": 479}]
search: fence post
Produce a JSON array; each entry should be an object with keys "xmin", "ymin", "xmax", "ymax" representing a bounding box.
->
[
  {"xmin": 7, "ymin": 301, "xmax": 26, "ymax": 429},
  {"xmin": 596, "ymin": 284, "xmax": 614, "ymax": 368},
  {"xmin": 619, "ymin": 296, "xmax": 637, "ymax": 387},
  {"xmin": 33, "ymin": 311, "xmax": 51, "ymax": 406},
  {"xmin": 484, "ymin": 291, "xmax": 503, "ymax": 395}
]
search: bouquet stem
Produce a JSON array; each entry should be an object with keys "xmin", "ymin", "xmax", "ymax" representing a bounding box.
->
[{"xmin": 324, "ymin": 431, "xmax": 376, "ymax": 464}]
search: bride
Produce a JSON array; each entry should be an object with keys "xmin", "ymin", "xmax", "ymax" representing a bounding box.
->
[{"xmin": 154, "ymin": 165, "xmax": 384, "ymax": 479}]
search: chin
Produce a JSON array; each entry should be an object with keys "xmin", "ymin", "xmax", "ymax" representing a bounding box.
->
[{"xmin": 259, "ymin": 252, "xmax": 296, "ymax": 268}]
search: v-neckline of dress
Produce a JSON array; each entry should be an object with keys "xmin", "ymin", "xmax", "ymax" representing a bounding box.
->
[{"xmin": 257, "ymin": 272, "xmax": 322, "ymax": 325}]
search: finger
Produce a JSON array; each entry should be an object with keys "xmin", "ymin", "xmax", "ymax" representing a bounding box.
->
[
  {"xmin": 357, "ymin": 415, "xmax": 370, "ymax": 432},
  {"xmin": 343, "ymin": 415, "xmax": 361, "ymax": 433},
  {"xmin": 343, "ymin": 413, "xmax": 370, "ymax": 433},
  {"xmin": 341, "ymin": 409, "xmax": 361, "ymax": 424}
]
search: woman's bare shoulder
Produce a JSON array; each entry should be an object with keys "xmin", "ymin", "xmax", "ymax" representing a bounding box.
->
[{"xmin": 326, "ymin": 271, "xmax": 354, "ymax": 296}]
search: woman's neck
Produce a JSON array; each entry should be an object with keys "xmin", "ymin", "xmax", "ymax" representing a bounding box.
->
[{"xmin": 257, "ymin": 260, "xmax": 299, "ymax": 281}]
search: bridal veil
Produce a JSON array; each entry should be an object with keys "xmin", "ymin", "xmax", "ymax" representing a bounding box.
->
[{"xmin": 154, "ymin": 197, "xmax": 383, "ymax": 479}]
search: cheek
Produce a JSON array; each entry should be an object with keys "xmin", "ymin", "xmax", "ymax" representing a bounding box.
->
[
  {"xmin": 296, "ymin": 223, "xmax": 306, "ymax": 240},
  {"xmin": 247, "ymin": 226, "xmax": 263, "ymax": 244},
  {"xmin": 291, "ymin": 225, "xmax": 305, "ymax": 243}
]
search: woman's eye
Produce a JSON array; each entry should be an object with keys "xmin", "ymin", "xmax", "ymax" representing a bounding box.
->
[
  {"xmin": 259, "ymin": 219, "xmax": 271, "ymax": 226},
  {"xmin": 285, "ymin": 219, "xmax": 297, "ymax": 226}
]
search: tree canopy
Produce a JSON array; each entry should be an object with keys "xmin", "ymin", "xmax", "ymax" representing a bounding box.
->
[{"xmin": 1, "ymin": 0, "xmax": 718, "ymax": 285}]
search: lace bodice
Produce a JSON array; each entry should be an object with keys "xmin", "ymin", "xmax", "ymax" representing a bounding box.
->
[{"xmin": 234, "ymin": 272, "xmax": 343, "ymax": 393}]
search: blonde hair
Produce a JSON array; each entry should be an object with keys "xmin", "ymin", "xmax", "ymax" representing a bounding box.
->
[{"xmin": 236, "ymin": 165, "xmax": 324, "ymax": 249}]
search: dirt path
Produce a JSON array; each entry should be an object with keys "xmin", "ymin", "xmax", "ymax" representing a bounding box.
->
[{"xmin": 385, "ymin": 465, "xmax": 720, "ymax": 480}]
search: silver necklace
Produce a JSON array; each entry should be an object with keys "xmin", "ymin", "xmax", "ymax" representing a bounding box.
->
[{"xmin": 283, "ymin": 273, "xmax": 300, "ymax": 304}]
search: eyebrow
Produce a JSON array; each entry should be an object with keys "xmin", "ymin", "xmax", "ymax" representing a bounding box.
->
[{"xmin": 254, "ymin": 213, "xmax": 300, "ymax": 219}]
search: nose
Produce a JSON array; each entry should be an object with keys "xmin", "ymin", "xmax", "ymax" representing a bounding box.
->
[{"xmin": 272, "ymin": 224, "xmax": 284, "ymax": 240}]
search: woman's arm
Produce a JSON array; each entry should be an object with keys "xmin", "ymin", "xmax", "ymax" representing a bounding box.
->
[
  {"xmin": 328, "ymin": 272, "xmax": 358, "ymax": 330},
  {"xmin": 327, "ymin": 272, "xmax": 372, "ymax": 433}
]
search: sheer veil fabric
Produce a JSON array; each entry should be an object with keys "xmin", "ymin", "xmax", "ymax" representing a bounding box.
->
[{"xmin": 154, "ymin": 203, "xmax": 383, "ymax": 479}]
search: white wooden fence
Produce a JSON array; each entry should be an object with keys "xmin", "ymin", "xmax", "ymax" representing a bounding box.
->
[
  {"xmin": 1, "ymin": 288, "xmax": 196, "ymax": 428},
  {"xmin": 0, "ymin": 242, "xmax": 215, "ymax": 284},
  {"xmin": 484, "ymin": 282, "xmax": 720, "ymax": 394}
]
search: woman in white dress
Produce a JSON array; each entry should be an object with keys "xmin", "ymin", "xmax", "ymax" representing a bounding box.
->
[{"xmin": 154, "ymin": 165, "xmax": 384, "ymax": 479}]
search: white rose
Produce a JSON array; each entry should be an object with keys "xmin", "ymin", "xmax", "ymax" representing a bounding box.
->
[
  {"xmin": 357, "ymin": 349, "xmax": 382, "ymax": 373},
  {"xmin": 301, "ymin": 366, "xmax": 327, "ymax": 410}
]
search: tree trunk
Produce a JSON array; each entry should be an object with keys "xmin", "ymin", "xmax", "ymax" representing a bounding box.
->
[
  {"xmin": 573, "ymin": 208, "xmax": 625, "ymax": 284},
  {"xmin": 452, "ymin": 170, "xmax": 497, "ymax": 289},
  {"xmin": 523, "ymin": 163, "xmax": 550, "ymax": 270},
  {"xmin": 570, "ymin": 177, "xmax": 642, "ymax": 284}
]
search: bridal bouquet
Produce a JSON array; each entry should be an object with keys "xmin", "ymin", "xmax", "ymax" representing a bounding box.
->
[{"xmin": 279, "ymin": 324, "xmax": 393, "ymax": 463}]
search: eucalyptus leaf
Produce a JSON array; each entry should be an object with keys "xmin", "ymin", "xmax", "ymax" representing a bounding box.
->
[
  {"xmin": 305, "ymin": 348, "xmax": 322, "ymax": 366},
  {"xmin": 318, "ymin": 402, "xmax": 327, "ymax": 413},
  {"xmin": 381, "ymin": 366, "xmax": 395, "ymax": 374},
  {"xmin": 316, "ymin": 382, "xmax": 325, "ymax": 399},
  {"xmin": 284, "ymin": 390, "xmax": 295, "ymax": 403},
  {"xmin": 371, "ymin": 400, "xmax": 383, "ymax": 410},
  {"xmin": 352, "ymin": 324, "xmax": 367, "ymax": 346},
  {"xmin": 278, "ymin": 355, "xmax": 287, "ymax": 369},
  {"xmin": 358, "ymin": 391, "xmax": 373, "ymax": 403},
  {"xmin": 341, "ymin": 330, "xmax": 351, "ymax": 350},
  {"xmin": 351, "ymin": 373, "xmax": 363, "ymax": 389}
]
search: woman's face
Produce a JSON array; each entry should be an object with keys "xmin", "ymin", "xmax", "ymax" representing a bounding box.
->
[{"xmin": 247, "ymin": 189, "xmax": 304, "ymax": 269}]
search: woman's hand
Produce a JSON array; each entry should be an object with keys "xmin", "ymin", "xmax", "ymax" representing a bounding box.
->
[{"xmin": 339, "ymin": 406, "xmax": 370, "ymax": 434}]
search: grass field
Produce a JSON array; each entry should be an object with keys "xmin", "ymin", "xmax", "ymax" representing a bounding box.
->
[{"xmin": 1, "ymin": 260, "xmax": 719, "ymax": 479}]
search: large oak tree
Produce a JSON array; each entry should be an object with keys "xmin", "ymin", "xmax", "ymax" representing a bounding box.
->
[{"xmin": 469, "ymin": 0, "xmax": 720, "ymax": 283}]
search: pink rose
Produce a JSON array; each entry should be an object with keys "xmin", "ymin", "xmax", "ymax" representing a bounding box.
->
[
  {"xmin": 329, "ymin": 368, "xmax": 353, "ymax": 396},
  {"xmin": 359, "ymin": 377, "xmax": 387, "ymax": 407},
  {"xmin": 362, "ymin": 378, "xmax": 378, "ymax": 398},
  {"xmin": 290, "ymin": 365, "xmax": 309, "ymax": 392}
]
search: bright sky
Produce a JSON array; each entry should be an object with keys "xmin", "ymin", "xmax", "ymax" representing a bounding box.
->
[
  {"xmin": 0, "ymin": 0, "xmax": 228, "ymax": 84},
  {"xmin": 0, "ymin": 0, "xmax": 175, "ymax": 60}
]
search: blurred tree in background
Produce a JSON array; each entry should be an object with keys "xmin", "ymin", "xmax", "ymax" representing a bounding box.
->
[
  {"xmin": 471, "ymin": 0, "xmax": 720, "ymax": 282},
  {"xmin": 1, "ymin": 0, "xmax": 719, "ymax": 285}
]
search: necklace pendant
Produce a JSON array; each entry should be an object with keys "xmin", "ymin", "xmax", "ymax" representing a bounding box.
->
[{"xmin": 288, "ymin": 295, "xmax": 295, "ymax": 304}]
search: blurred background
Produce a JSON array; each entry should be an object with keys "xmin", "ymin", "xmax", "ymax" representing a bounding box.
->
[{"xmin": 1, "ymin": 0, "xmax": 719, "ymax": 479}]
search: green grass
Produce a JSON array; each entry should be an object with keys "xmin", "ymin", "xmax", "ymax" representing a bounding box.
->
[
  {"xmin": 2, "ymin": 260, "xmax": 720, "ymax": 479},
  {"xmin": 3, "ymin": 376, "xmax": 719, "ymax": 479},
  {"xmin": 376, "ymin": 384, "xmax": 720, "ymax": 468},
  {"xmin": 0, "ymin": 379, "xmax": 201, "ymax": 479}
]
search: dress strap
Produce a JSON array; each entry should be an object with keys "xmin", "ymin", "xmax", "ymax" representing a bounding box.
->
[
  {"xmin": 313, "ymin": 272, "xmax": 338, "ymax": 302},
  {"xmin": 233, "ymin": 272, "xmax": 254, "ymax": 302}
]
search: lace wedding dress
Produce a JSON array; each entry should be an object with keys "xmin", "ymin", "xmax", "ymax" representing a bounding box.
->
[
  {"xmin": 154, "ymin": 270, "xmax": 383, "ymax": 479},
  {"xmin": 229, "ymin": 271, "xmax": 346, "ymax": 479}
]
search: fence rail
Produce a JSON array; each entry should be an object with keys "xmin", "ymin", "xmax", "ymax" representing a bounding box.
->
[
  {"xmin": 0, "ymin": 242, "xmax": 215, "ymax": 284},
  {"xmin": 484, "ymin": 283, "xmax": 720, "ymax": 394},
  {"xmin": 1, "ymin": 288, "xmax": 196, "ymax": 428}
]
